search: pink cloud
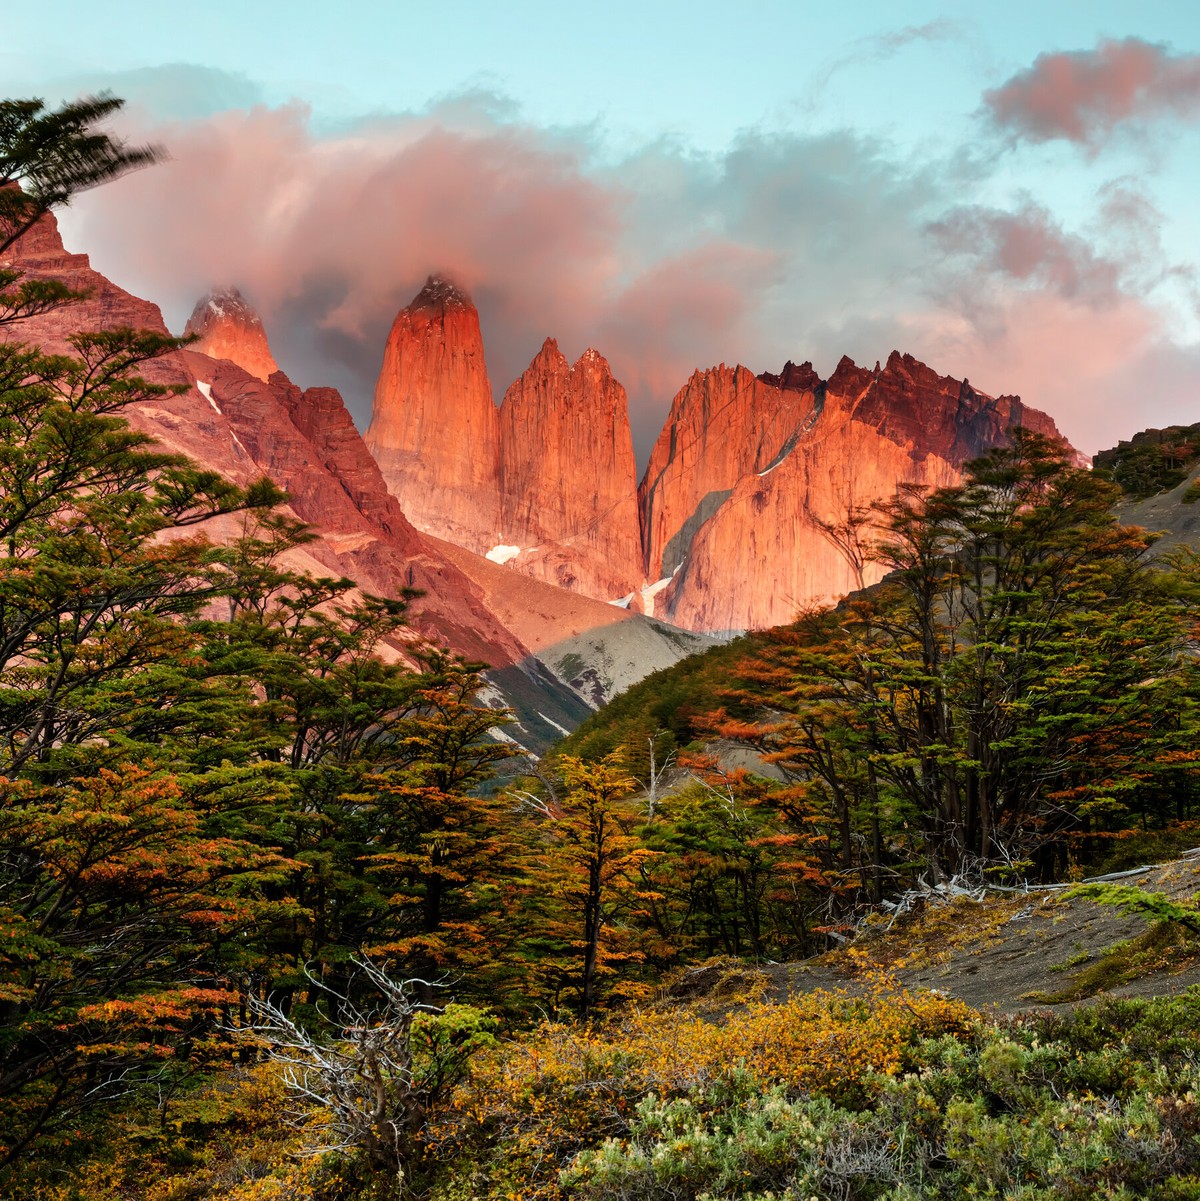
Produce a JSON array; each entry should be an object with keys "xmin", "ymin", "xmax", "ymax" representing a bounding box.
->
[
  {"xmin": 930, "ymin": 204, "xmax": 1121, "ymax": 303},
  {"xmin": 58, "ymin": 96, "xmax": 1197, "ymax": 467},
  {"xmin": 985, "ymin": 37, "xmax": 1200, "ymax": 147},
  {"xmin": 70, "ymin": 104, "xmax": 621, "ymax": 401}
]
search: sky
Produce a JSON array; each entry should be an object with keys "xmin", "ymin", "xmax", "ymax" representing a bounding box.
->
[{"xmin": 6, "ymin": 1, "xmax": 1200, "ymax": 462}]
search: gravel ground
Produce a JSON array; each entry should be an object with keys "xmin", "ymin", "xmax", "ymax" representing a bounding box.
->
[{"xmin": 757, "ymin": 856, "xmax": 1200, "ymax": 1013}]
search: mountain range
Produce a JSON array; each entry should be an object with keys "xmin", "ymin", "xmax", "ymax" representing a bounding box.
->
[
  {"xmin": 364, "ymin": 275, "xmax": 1074, "ymax": 632},
  {"xmin": 1, "ymin": 214, "xmax": 1076, "ymax": 739}
]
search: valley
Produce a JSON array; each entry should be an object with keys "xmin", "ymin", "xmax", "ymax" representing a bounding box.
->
[{"xmin": 2, "ymin": 71, "xmax": 1200, "ymax": 1201}]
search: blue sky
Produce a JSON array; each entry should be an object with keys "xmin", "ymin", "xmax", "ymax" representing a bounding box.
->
[{"xmin": 6, "ymin": 2, "xmax": 1200, "ymax": 457}]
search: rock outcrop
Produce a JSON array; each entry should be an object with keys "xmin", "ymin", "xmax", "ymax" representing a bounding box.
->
[
  {"xmin": 8, "ymin": 212, "xmax": 1083, "ymax": 653},
  {"xmin": 365, "ymin": 277, "xmax": 501, "ymax": 553},
  {"xmin": 183, "ymin": 286, "xmax": 280, "ymax": 382},
  {"xmin": 640, "ymin": 352, "xmax": 1078, "ymax": 632},
  {"xmin": 824, "ymin": 350, "xmax": 1071, "ymax": 466},
  {"xmin": 361, "ymin": 274, "xmax": 1078, "ymax": 634},
  {"xmin": 638, "ymin": 364, "xmax": 819, "ymax": 585},
  {"xmin": 497, "ymin": 339, "xmax": 642, "ymax": 598}
]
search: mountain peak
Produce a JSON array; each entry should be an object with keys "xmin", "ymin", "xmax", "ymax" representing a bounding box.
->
[
  {"xmin": 366, "ymin": 272, "xmax": 499, "ymax": 551},
  {"xmin": 410, "ymin": 274, "xmax": 473, "ymax": 311},
  {"xmin": 757, "ymin": 360, "xmax": 821, "ymax": 393},
  {"xmin": 183, "ymin": 285, "xmax": 279, "ymax": 382},
  {"xmin": 573, "ymin": 347, "xmax": 611, "ymax": 375},
  {"xmin": 186, "ymin": 285, "xmax": 256, "ymax": 325}
]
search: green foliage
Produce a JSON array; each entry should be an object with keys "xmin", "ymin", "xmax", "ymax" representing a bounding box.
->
[
  {"xmin": 703, "ymin": 432, "xmax": 1200, "ymax": 902},
  {"xmin": 637, "ymin": 771, "xmax": 815, "ymax": 961},
  {"xmin": 0, "ymin": 94, "xmax": 517, "ymax": 1183},
  {"xmin": 555, "ymin": 634, "xmax": 761, "ymax": 771},
  {"xmin": 0, "ymin": 94, "xmax": 160, "ymax": 254},
  {"xmin": 1094, "ymin": 428, "xmax": 1200, "ymax": 498},
  {"xmin": 555, "ymin": 991, "xmax": 1200, "ymax": 1201},
  {"xmin": 505, "ymin": 755, "xmax": 657, "ymax": 1014},
  {"xmin": 561, "ymin": 1084, "xmax": 889, "ymax": 1201},
  {"xmin": 1069, "ymin": 882, "xmax": 1200, "ymax": 933}
]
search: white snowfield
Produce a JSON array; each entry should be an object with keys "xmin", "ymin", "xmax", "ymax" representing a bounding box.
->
[{"xmin": 486, "ymin": 544, "xmax": 523, "ymax": 565}]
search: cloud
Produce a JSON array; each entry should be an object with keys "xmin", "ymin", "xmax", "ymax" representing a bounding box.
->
[
  {"xmin": 910, "ymin": 198, "xmax": 1200, "ymax": 455},
  {"xmin": 859, "ymin": 18, "xmax": 967, "ymax": 58},
  {"xmin": 929, "ymin": 203, "xmax": 1122, "ymax": 305},
  {"xmin": 10, "ymin": 63, "xmax": 265, "ymax": 122},
  {"xmin": 808, "ymin": 18, "xmax": 968, "ymax": 98},
  {"xmin": 58, "ymin": 91, "xmax": 1197, "ymax": 465},
  {"xmin": 984, "ymin": 37, "xmax": 1200, "ymax": 147},
  {"xmin": 67, "ymin": 104, "xmax": 954, "ymax": 443}
]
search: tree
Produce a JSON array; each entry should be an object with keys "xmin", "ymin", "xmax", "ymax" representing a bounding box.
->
[
  {"xmin": 724, "ymin": 432, "xmax": 1198, "ymax": 892},
  {"xmin": 1, "ymin": 96, "xmax": 159, "ymax": 332},
  {"xmin": 636, "ymin": 760, "xmax": 815, "ymax": 961},
  {"xmin": 241, "ymin": 958, "xmax": 496, "ymax": 1197},
  {"xmin": 512, "ymin": 756, "xmax": 656, "ymax": 1015},
  {"xmin": 0, "ymin": 763, "xmax": 291, "ymax": 1168},
  {"xmin": 0, "ymin": 95, "xmax": 159, "ymax": 254}
]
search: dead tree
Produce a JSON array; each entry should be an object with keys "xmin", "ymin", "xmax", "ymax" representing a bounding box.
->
[{"xmin": 240, "ymin": 958, "xmax": 443, "ymax": 1193}]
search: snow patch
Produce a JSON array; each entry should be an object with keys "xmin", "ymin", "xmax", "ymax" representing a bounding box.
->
[
  {"xmin": 640, "ymin": 565, "xmax": 682, "ymax": 618},
  {"xmin": 196, "ymin": 380, "xmax": 220, "ymax": 415},
  {"xmin": 196, "ymin": 380, "xmax": 252, "ymax": 461},
  {"xmin": 536, "ymin": 711, "xmax": 572, "ymax": 737},
  {"xmin": 608, "ymin": 593, "xmax": 634, "ymax": 609},
  {"xmin": 758, "ymin": 431, "xmax": 804, "ymax": 477},
  {"xmin": 486, "ymin": 544, "xmax": 522, "ymax": 565}
]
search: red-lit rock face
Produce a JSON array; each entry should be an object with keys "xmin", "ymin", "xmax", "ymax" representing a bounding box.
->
[
  {"xmin": 1, "ymin": 213, "xmax": 264, "ymax": 478},
  {"xmin": 365, "ymin": 277, "xmax": 501, "ymax": 554},
  {"xmin": 824, "ymin": 349, "xmax": 1073, "ymax": 466},
  {"xmin": 183, "ymin": 287, "xmax": 280, "ymax": 382},
  {"xmin": 497, "ymin": 338, "xmax": 642, "ymax": 599},
  {"xmin": 638, "ymin": 364, "xmax": 819, "ymax": 585},
  {"xmin": 652, "ymin": 394, "xmax": 962, "ymax": 632},
  {"xmin": 9, "ymin": 213, "xmax": 1083, "ymax": 644},
  {"xmin": 360, "ymin": 278, "xmax": 1079, "ymax": 632},
  {"xmin": 639, "ymin": 352, "xmax": 1079, "ymax": 632},
  {"xmin": 0, "ymin": 218, "xmax": 529, "ymax": 667}
]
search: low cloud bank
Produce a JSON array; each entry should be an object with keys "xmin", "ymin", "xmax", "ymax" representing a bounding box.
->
[{"xmin": 59, "ymin": 72, "xmax": 1197, "ymax": 463}]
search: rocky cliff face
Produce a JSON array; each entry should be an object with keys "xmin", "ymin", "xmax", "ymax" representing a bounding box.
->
[
  {"xmin": 638, "ymin": 364, "xmax": 820, "ymax": 586},
  {"xmin": 183, "ymin": 286, "xmax": 280, "ymax": 382},
  {"xmin": 9, "ymin": 212, "xmax": 1082, "ymax": 652},
  {"xmin": 365, "ymin": 277, "xmax": 501, "ymax": 553},
  {"xmin": 652, "ymin": 395, "xmax": 960, "ymax": 632},
  {"xmin": 497, "ymin": 339, "xmax": 642, "ymax": 599},
  {"xmin": 824, "ymin": 350, "xmax": 1070, "ymax": 465},
  {"xmin": 362, "ymin": 276, "xmax": 1078, "ymax": 634},
  {"xmin": 640, "ymin": 351, "xmax": 1078, "ymax": 632},
  {"xmin": 1, "ymin": 216, "xmax": 710, "ymax": 749},
  {"xmin": 366, "ymin": 285, "xmax": 646, "ymax": 600}
]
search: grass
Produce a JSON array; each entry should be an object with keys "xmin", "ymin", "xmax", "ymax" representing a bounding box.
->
[{"xmin": 851, "ymin": 893, "xmax": 1030, "ymax": 971}]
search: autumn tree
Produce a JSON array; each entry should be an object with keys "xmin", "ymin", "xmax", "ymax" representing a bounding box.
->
[
  {"xmin": 727, "ymin": 431, "xmax": 1198, "ymax": 889},
  {"xmin": 510, "ymin": 756, "xmax": 656, "ymax": 1015},
  {"xmin": 0, "ymin": 765, "xmax": 292, "ymax": 1168}
]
